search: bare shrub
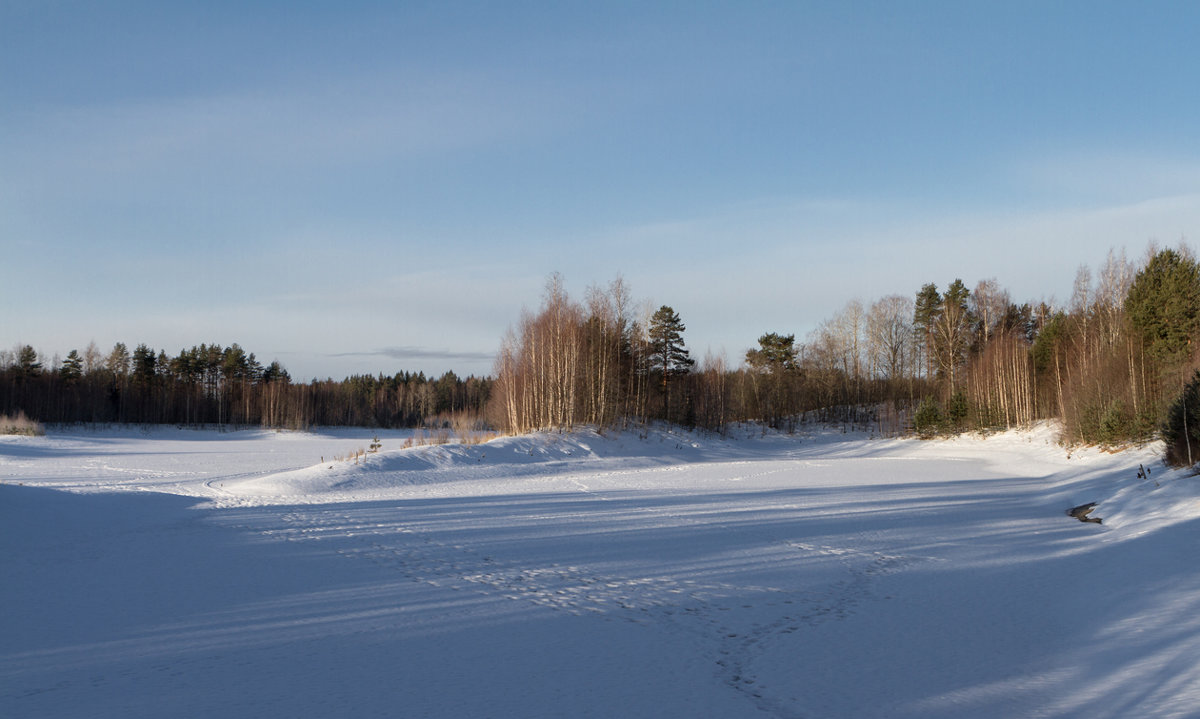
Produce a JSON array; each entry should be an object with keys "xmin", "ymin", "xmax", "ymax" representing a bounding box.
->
[{"xmin": 0, "ymin": 411, "xmax": 44, "ymax": 436}]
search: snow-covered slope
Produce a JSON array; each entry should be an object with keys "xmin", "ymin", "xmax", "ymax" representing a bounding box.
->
[{"xmin": 2, "ymin": 424, "xmax": 1197, "ymax": 718}]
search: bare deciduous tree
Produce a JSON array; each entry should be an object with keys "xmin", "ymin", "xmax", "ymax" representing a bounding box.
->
[
  {"xmin": 970, "ymin": 278, "xmax": 1009, "ymax": 349},
  {"xmin": 867, "ymin": 294, "xmax": 914, "ymax": 381}
]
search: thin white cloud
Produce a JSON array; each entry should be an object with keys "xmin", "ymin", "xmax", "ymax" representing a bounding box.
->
[
  {"xmin": 4, "ymin": 68, "xmax": 567, "ymax": 189},
  {"xmin": 1013, "ymin": 151, "xmax": 1200, "ymax": 204},
  {"xmin": 331, "ymin": 347, "xmax": 496, "ymax": 363}
]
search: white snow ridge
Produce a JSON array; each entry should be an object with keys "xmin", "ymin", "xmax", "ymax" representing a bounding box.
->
[{"xmin": 2, "ymin": 423, "xmax": 1198, "ymax": 718}]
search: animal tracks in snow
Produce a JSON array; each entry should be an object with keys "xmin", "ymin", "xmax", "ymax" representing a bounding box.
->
[{"xmin": 233, "ymin": 500, "xmax": 924, "ymax": 717}]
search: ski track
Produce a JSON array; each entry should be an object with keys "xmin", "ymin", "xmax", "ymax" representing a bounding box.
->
[{"xmin": 218, "ymin": 463, "xmax": 927, "ymax": 717}]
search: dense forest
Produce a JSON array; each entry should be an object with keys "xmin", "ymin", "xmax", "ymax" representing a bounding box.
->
[
  {"xmin": 0, "ymin": 341, "xmax": 490, "ymax": 430},
  {"xmin": 7, "ymin": 244, "xmax": 1200, "ymax": 464}
]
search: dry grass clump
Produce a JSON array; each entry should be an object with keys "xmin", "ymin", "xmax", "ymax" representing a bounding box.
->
[
  {"xmin": 402, "ymin": 428, "xmax": 451, "ymax": 448},
  {"xmin": 451, "ymin": 413, "xmax": 499, "ymax": 445},
  {"xmin": 0, "ymin": 411, "xmax": 45, "ymax": 436},
  {"xmin": 401, "ymin": 417, "xmax": 498, "ymax": 449},
  {"xmin": 324, "ymin": 447, "xmax": 368, "ymax": 465}
]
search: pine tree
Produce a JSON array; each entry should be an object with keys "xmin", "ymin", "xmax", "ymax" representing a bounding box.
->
[
  {"xmin": 14, "ymin": 345, "xmax": 42, "ymax": 381},
  {"xmin": 934, "ymin": 279, "xmax": 973, "ymax": 391},
  {"xmin": 746, "ymin": 332, "xmax": 799, "ymax": 427},
  {"xmin": 60, "ymin": 349, "xmax": 83, "ymax": 384},
  {"xmin": 745, "ymin": 332, "xmax": 798, "ymax": 372},
  {"xmin": 648, "ymin": 306, "xmax": 694, "ymax": 418},
  {"xmin": 132, "ymin": 344, "xmax": 157, "ymax": 384},
  {"xmin": 106, "ymin": 342, "xmax": 131, "ymax": 378},
  {"xmin": 913, "ymin": 283, "xmax": 940, "ymax": 380},
  {"xmin": 262, "ymin": 361, "xmax": 290, "ymax": 383},
  {"xmin": 648, "ymin": 305, "xmax": 694, "ymax": 379}
]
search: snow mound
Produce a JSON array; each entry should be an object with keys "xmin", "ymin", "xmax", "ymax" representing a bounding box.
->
[
  {"xmin": 1094, "ymin": 461, "xmax": 1200, "ymax": 535},
  {"xmin": 217, "ymin": 426, "xmax": 715, "ymax": 502}
]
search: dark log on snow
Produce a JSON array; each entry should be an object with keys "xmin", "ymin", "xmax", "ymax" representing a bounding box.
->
[{"xmin": 1068, "ymin": 502, "xmax": 1102, "ymax": 524}]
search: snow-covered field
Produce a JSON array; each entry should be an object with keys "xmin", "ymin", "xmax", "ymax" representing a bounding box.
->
[{"xmin": 2, "ymin": 423, "xmax": 1198, "ymax": 718}]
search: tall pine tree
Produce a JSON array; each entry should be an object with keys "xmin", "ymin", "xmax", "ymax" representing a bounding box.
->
[
  {"xmin": 913, "ymin": 283, "xmax": 940, "ymax": 381},
  {"xmin": 648, "ymin": 305, "xmax": 694, "ymax": 418},
  {"xmin": 935, "ymin": 279, "xmax": 973, "ymax": 391},
  {"xmin": 648, "ymin": 306, "xmax": 694, "ymax": 378}
]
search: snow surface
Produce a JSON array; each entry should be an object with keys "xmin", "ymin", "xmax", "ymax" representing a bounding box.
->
[{"xmin": 2, "ymin": 423, "xmax": 1198, "ymax": 718}]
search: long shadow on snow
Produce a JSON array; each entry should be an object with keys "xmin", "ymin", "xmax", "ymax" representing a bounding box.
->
[
  {"xmin": 9, "ymin": 464, "xmax": 1193, "ymax": 719},
  {"xmin": 212, "ymin": 473, "xmax": 1114, "ymax": 631},
  {"xmin": 210, "ymin": 472, "xmax": 1200, "ymax": 719}
]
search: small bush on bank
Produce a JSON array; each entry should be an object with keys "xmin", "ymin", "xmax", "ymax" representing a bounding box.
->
[
  {"xmin": 913, "ymin": 398, "xmax": 944, "ymax": 437},
  {"xmin": 0, "ymin": 411, "xmax": 45, "ymax": 436}
]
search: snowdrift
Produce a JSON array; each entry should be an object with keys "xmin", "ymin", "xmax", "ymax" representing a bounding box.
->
[{"xmin": 218, "ymin": 426, "xmax": 721, "ymax": 501}]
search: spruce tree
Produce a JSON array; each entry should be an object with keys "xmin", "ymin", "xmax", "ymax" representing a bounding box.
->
[
  {"xmin": 1126, "ymin": 248, "xmax": 1200, "ymax": 368},
  {"xmin": 1164, "ymin": 370, "xmax": 1200, "ymax": 466}
]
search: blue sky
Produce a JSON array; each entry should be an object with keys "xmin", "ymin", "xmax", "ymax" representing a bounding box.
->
[{"xmin": 4, "ymin": 2, "xmax": 1200, "ymax": 380}]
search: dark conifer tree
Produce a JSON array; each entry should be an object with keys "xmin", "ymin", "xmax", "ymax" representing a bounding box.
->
[
  {"xmin": 745, "ymin": 333, "xmax": 798, "ymax": 372},
  {"xmin": 132, "ymin": 344, "xmax": 157, "ymax": 384},
  {"xmin": 1164, "ymin": 370, "xmax": 1200, "ymax": 466},
  {"xmin": 648, "ymin": 305, "xmax": 694, "ymax": 419},
  {"xmin": 745, "ymin": 332, "xmax": 799, "ymax": 428},
  {"xmin": 935, "ymin": 279, "xmax": 973, "ymax": 391},
  {"xmin": 15, "ymin": 345, "xmax": 42, "ymax": 381},
  {"xmin": 1126, "ymin": 247, "xmax": 1200, "ymax": 369},
  {"xmin": 913, "ymin": 283, "xmax": 940, "ymax": 380},
  {"xmin": 60, "ymin": 350, "xmax": 83, "ymax": 384},
  {"xmin": 648, "ymin": 306, "xmax": 694, "ymax": 378}
]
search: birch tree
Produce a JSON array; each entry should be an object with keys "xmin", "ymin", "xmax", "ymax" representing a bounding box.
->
[{"xmin": 867, "ymin": 294, "xmax": 913, "ymax": 381}]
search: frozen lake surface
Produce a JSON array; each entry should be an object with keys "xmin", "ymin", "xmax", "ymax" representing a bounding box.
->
[{"xmin": 2, "ymin": 424, "xmax": 1198, "ymax": 718}]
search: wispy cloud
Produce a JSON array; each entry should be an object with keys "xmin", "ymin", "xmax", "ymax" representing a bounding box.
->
[
  {"xmin": 3, "ymin": 68, "xmax": 566, "ymax": 195},
  {"xmin": 1013, "ymin": 151, "xmax": 1200, "ymax": 205},
  {"xmin": 331, "ymin": 347, "xmax": 496, "ymax": 364}
]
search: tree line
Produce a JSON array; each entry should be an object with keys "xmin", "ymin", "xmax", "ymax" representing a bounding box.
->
[
  {"xmin": 486, "ymin": 245, "xmax": 1200, "ymax": 464},
  {"xmin": 9, "ymin": 243, "xmax": 1200, "ymax": 463},
  {"xmin": 0, "ymin": 341, "xmax": 490, "ymax": 429},
  {"xmin": 486, "ymin": 272, "xmax": 930, "ymax": 436}
]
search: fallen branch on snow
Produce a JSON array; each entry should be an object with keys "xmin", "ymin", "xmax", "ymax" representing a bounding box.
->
[{"xmin": 1067, "ymin": 502, "xmax": 1102, "ymax": 524}]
